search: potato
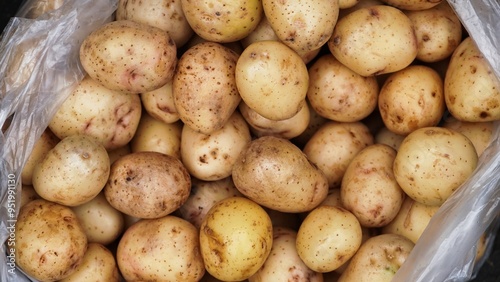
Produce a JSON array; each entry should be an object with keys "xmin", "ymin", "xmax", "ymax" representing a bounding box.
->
[
  {"xmin": 303, "ymin": 121, "xmax": 374, "ymax": 188},
  {"xmin": 240, "ymin": 16, "xmax": 279, "ymax": 48},
  {"xmin": 15, "ymin": 199, "xmax": 88, "ymax": 281},
  {"xmin": 71, "ymin": 192, "xmax": 125, "ymax": 245},
  {"xmin": 379, "ymin": 0, "xmax": 442, "ymax": 11},
  {"xmin": 173, "ymin": 42, "xmax": 241, "ymax": 134},
  {"xmin": 178, "ymin": 177, "xmax": 243, "ymax": 229},
  {"xmin": 291, "ymin": 101, "xmax": 328, "ymax": 149},
  {"xmin": 307, "ymin": 54, "xmax": 379, "ymax": 122},
  {"xmin": 337, "ymin": 234, "xmax": 414, "ymax": 282},
  {"xmin": 263, "ymin": 0, "xmax": 339, "ymax": 53},
  {"xmin": 341, "ymin": 144, "xmax": 405, "ymax": 227},
  {"xmin": 249, "ymin": 227, "xmax": 323, "ymax": 281},
  {"xmin": 116, "ymin": 0, "xmax": 194, "ymax": 47},
  {"xmin": 80, "ymin": 20, "xmax": 177, "ymax": 93},
  {"xmin": 199, "ymin": 196, "xmax": 273, "ymax": 281},
  {"xmin": 381, "ymin": 196, "xmax": 440, "ymax": 244},
  {"xmin": 405, "ymin": 1, "xmax": 462, "ymax": 63},
  {"xmin": 235, "ymin": 40, "xmax": 309, "ymax": 121},
  {"xmin": 338, "ymin": 0, "xmax": 383, "ymax": 19},
  {"xmin": 117, "ymin": 216, "xmax": 205, "ymax": 281},
  {"xmin": 181, "ymin": 111, "xmax": 251, "ymax": 181},
  {"xmin": 104, "ymin": 151, "xmax": 191, "ymax": 219},
  {"xmin": 130, "ymin": 112, "xmax": 182, "ymax": 159},
  {"xmin": 181, "ymin": 0, "xmax": 263, "ymax": 43},
  {"xmin": 49, "ymin": 75, "xmax": 142, "ymax": 150},
  {"xmin": 20, "ymin": 184, "xmax": 40, "ymax": 208},
  {"xmin": 375, "ymin": 126, "xmax": 406, "ymax": 151},
  {"xmin": 59, "ymin": 243, "xmax": 119, "ymax": 282},
  {"xmin": 296, "ymin": 206, "xmax": 362, "ymax": 273},
  {"xmin": 444, "ymin": 37, "xmax": 500, "ymax": 122},
  {"xmin": 442, "ymin": 117, "xmax": 494, "ymax": 156},
  {"xmin": 239, "ymin": 99, "xmax": 310, "ymax": 139},
  {"xmin": 378, "ymin": 65, "xmax": 445, "ymax": 135},
  {"xmin": 232, "ymin": 136, "xmax": 329, "ymax": 213},
  {"xmin": 339, "ymin": 0, "xmax": 359, "ymax": 9},
  {"xmin": 21, "ymin": 128, "xmax": 59, "ymax": 185},
  {"xmin": 140, "ymin": 80, "xmax": 180, "ymax": 124},
  {"xmin": 393, "ymin": 127, "xmax": 478, "ymax": 206},
  {"xmin": 32, "ymin": 134, "xmax": 110, "ymax": 207},
  {"xmin": 21, "ymin": 0, "xmax": 64, "ymax": 19},
  {"xmin": 107, "ymin": 144, "xmax": 131, "ymax": 165},
  {"xmin": 328, "ymin": 5, "xmax": 417, "ymax": 76}
]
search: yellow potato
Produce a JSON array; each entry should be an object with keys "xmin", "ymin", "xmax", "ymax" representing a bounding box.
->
[
  {"xmin": 80, "ymin": 20, "xmax": 177, "ymax": 93},
  {"xmin": 378, "ymin": 65, "xmax": 445, "ymax": 135},
  {"xmin": 107, "ymin": 144, "xmax": 131, "ymax": 165},
  {"xmin": 393, "ymin": 127, "xmax": 478, "ymax": 206},
  {"xmin": 21, "ymin": 128, "xmax": 59, "ymax": 185},
  {"xmin": 240, "ymin": 16, "xmax": 279, "ymax": 48},
  {"xmin": 442, "ymin": 117, "xmax": 494, "ymax": 156},
  {"xmin": 296, "ymin": 206, "xmax": 362, "ymax": 272},
  {"xmin": 235, "ymin": 40, "xmax": 309, "ymax": 121},
  {"xmin": 291, "ymin": 101, "xmax": 328, "ymax": 149},
  {"xmin": 173, "ymin": 42, "xmax": 241, "ymax": 134},
  {"xmin": 379, "ymin": 0, "xmax": 442, "ymax": 11},
  {"xmin": 117, "ymin": 216, "xmax": 205, "ymax": 281},
  {"xmin": 263, "ymin": 0, "xmax": 339, "ymax": 53},
  {"xmin": 232, "ymin": 136, "xmax": 329, "ymax": 213},
  {"xmin": 328, "ymin": 5, "xmax": 417, "ymax": 76},
  {"xmin": 181, "ymin": 0, "xmax": 263, "ymax": 43},
  {"xmin": 375, "ymin": 126, "xmax": 406, "ymax": 151},
  {"xmin": 32, "ymin": 135, "xmax": 110, "ymax": 207},
  {"xmin": 140, "ymin": 80, "xmax": 180, "ymax": 124},
  {"xmin": 20, "ymin": 184, "xmax": 39, "ymax": 208},
  {"xmin": 199, "ymin": 197, "xmax": 273, "ymax": 281}
]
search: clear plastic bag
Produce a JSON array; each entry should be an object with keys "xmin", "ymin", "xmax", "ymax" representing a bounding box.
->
[{"xmin": 0, "ymin": 0, "xmax": 499, "ymax": 281}]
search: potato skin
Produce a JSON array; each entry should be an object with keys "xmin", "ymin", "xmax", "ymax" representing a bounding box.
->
[
  {"xmin": 21, "ymin": 128, "xmax": 59, "ymax": 185},
  {"xmin": 232, "ymin": 136, "xmax": 329, "ymax": 213},
  {"xmin": 15, "ymin": 199, "xmax": 88, "ymax": 282},
  {"xmin": 80, "ymin": 20, "xmax": 177, "ymax": 93},
  {"xmin": 104, "ymin": 151, "xmax": 191, "ymax": 219},
  {"xmin": 379, "ymin": 0, "xmax": 442, "ymax": 11}
]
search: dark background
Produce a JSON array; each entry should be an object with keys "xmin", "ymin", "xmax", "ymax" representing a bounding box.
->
[{"xmin": 1, "ymin": 1, "xmax": 499, "ymax": 281}]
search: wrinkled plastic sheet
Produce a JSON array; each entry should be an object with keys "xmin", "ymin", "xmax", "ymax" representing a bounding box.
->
[{"xmin": 0, "ymin": 0, "xmax": 499, "ymax": 281}]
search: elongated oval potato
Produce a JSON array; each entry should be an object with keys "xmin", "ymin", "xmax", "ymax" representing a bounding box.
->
[
  {"xmin": 444, "ymin": 37, "xmax": 500, "ymax": 122},
  {"xmin": 117, "ymin": 216, "xmax": 205, "ymax": 281},
  {"xmin": 236, "ymin": 40, "xmax": 309, "ymax": 121},
  {"xmin": 104, "ymin": 151, "xmax": 191, "ymax": 219},
  {"xmin": 49, "ymin": 75, "xmax": 142, "ymax": 150},
  {"xmin": 173, "ymin": 42, "xmax": 241, "ymax": 134},
  {"xmin": 341, "ymin": 144, "xmax": 405, "ymax": 228},
  {"xmin": 199, "ymin": 197, "xmax": 273, "ymax": 281},
  {"xmin": 337, "ymin": 234, "xmax": 414, "ymax": 282},
  {"xmin": 263, "ymin": 0, "xmax": 339, "ymax": 53},
  {"xmin": 393, "ymin": 127, "xmax": 478, "ymax": 206},
  {"xmin": 296, "ymin": 206, "xmax": 362, "ymax": 273},
  {"xmin": 32, "ymin": 135, "xmax": 110, "ymax": 207},
  {"xmin": 15, "ymin": 199, "xmax": 88, "ymax": 281},
  {"xmin": 80, "ymin": 20, "xmax": 177, "ymax": 93},
  {"xmin": 232, "ymin": 136, "xmax": 329, "ymax": 213},
  {"xmin": 181, "ymin": 0, "xmax": 263, "ymax": 43},
  {"xmin": 328, "ymin": 5, "xmax": 417, "ymax": 76},
  {"xmin": 249, "ymin": 227, "xmax": 323, "ymax": 281}
]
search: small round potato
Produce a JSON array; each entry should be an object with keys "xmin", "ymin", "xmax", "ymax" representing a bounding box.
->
[
  {"xmin": 173, "ymin": 42, "xmax": 241, "ymax": 134},
  {"xmin": 199, "ymin": 196, "xmax": 273, "ymax": 281},
  {"xmin": 296, "ymin": 205, "xmax": 362, "ymax": 273},
  {"xmin": 181, "ymin": 0, "xmax": 263, "ymax": 43},
  {"xmin": 59, "ymin": 243, "xmax": 119, "ymax": 282},
  {"xmin": 378, "ymin": 65, "xmax": 445, "ymax": 135},
  {"xmin": 15, "ymin": 199, "xmax": 88, "ymax": 281},
  {"xmin": 140, "ymin": 80, "xmax": 180, "ymax": 124},
  {"xmin": 328, "ymin": 5, "xmax": 418, "ymax": 76},
  {"xmin": 444, "ymin": 37, "xmax": 500, "ymax": 122},
  {"xmin": 249, "ymin": 227, "xmax": 323, "ymax": 281},
  {"xmin": 235, "ymin": 40, "xmax": 309, "ymax": 121},
  {"xmin": 340, "ymin": 144, "xmax": 405, "ymax": 228},
  {"xmin": 130, "ymin": 112, "xmax": 183, "ymax": 159},
  {"xmin": 303, "ymin": 121, "xmax": 374, "ymax": 188},
  {"xmin": 307, "ymin": 54, "xmax": 379, "ymax": 122},
  {"xmin": 240, "ymin": 16, "xmax": 279, "ymax": 48},
  {"xmin": 21, "ymin": 128, "xmax": 59, "ymax": 185},
  {"xmin": 232, "ymin": 136, "xmax": 329, "ymax": 213},
  {"xmin": 71, "ymin": 192, "xmax": 125, "ymax": 245},
  {"xmin": 117, "ymin": 216, "xmax": 205, "ymax": 281},
  {"xmin": 32, "ymin": 135, "xmax": 110, "ymax": 207},
  {"xmin": 393, "ymin": 127, "xmax": 478, "ymax": 206},
  {"xmin": 116, "ymin": 0, "xmax": 194, "ymax": 47},
  {"xmin": 80, "ymin": 20, "xmax": 177, "ymax": 93},
  {"xmin": 263, "ymin": 0, "xmax": 339, "ymax": 53},
  {"xmin": 49, "ymin": 75, "xmax": 142, "ymax": 150},
  {"xmin": 104, "ymin": 151, "xmax": 191, "ymax": 218}
]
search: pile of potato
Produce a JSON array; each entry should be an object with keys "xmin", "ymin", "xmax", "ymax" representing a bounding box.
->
[{"xmin": 12, "ymin": 0, "xmax": 500, "ymax": 281}]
